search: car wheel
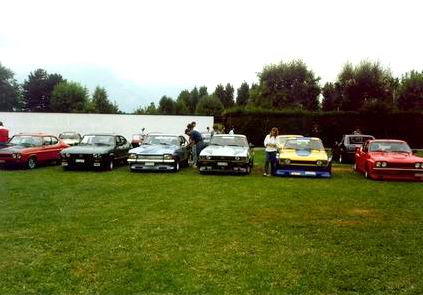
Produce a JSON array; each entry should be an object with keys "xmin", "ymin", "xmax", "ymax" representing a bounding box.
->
[
  {"xmin": 27, "ymin": 157, "xmax": 37, "ymax": 169},
  {"xmin": 339, "ymin": 154, "xmax": 343, "ymax": 163},
  {"xmin": 246, "ymin": 165, "xmax": 251, "ymax": 175},
  {"xmin": 352, "ymin": 162, "xmax": 357, "ymax": 171}
]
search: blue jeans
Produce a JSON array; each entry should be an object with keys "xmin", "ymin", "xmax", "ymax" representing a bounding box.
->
[{"xmin": 264, "ymin": 151, "xmax": 276, "ymax": 174}]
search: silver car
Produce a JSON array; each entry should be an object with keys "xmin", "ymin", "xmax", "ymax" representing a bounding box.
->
[
  {"xmin": 197, "ymin": 134, "xmax": 254, "ymax": 174},
  {"xmin": 128, "ymin": 133, "xmax": 189, "ymax": 172}
]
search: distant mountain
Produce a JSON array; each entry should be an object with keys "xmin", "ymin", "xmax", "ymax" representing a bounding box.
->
[{"xmin": 14, "ymin": 65, "xmax": 184, "ymax": 113}]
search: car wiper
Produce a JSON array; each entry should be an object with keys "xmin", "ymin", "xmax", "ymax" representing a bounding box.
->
[
  {"xmin": 160, "ymin": 143, "xmax": 170, "ymax": 145},
  {"xmin": 227, "ymin": 144, "xmax": 241, "ymax": 147},
  {"xmin": 94, "ymin": 143, "xmax": 111, "ymax": 146},
  {"xmin": 210, "ymin": 143, "xmax": 223, "ymax": 146}
]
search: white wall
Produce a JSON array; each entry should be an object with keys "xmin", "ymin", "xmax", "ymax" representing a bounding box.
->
[{"xmin": 0, "ymin": 112, "xmax": 214, "ymax": 140}]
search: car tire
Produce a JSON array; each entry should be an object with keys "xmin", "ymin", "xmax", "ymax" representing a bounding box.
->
[
  {"xmin": 246, "ymin": 165, "xmax": 251, "ymax": 175},
  {"xmin": 352, "ymin": 162, "xmax": 357, "ymax": 171},
  {"xmin": 338, "ymin": 154, "xmax": 343, "ymax": 163},
  {"xmin": 27, "ymin": 157, "xmax": 37, "ymax": 169}
]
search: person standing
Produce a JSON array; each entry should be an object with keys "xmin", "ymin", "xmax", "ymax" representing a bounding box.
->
[
  {"xmin": 0, "ymin": 122, "xmax": 9, "ymax": 146},
  {"xmin": 263, "ymin": 127, "xmax": 279, "ymax": 176},
  {"xmin": 189, "ymin": 125, "xmax": 204, "ymax": 167},
  {"xmin": 228, "ymin": 126, "xmax": 235, "ymax": 135}
]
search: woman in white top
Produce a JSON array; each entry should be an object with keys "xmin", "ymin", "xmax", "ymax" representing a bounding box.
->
[{"xmin": 263, "ymin": 127, "xmax": 279, "ymax": 176}]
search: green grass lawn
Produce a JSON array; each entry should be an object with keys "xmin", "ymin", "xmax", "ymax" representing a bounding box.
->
[{"xmin": 1, "ymin": 150, "xmax": 423, "ymax": 294}]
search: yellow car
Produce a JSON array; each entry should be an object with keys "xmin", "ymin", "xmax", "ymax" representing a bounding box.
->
[
  {"xmin": 276, "ymin": 134, "xmax": 303, "ymax": 150},
  {"xmin": 275, "ymin": 137, "xmax": 332, "ymax": 178}
]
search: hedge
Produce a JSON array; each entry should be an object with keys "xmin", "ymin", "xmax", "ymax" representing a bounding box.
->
[{"xmin": 223, "ymin": 110, "xmax": 423, "ymax": 148}]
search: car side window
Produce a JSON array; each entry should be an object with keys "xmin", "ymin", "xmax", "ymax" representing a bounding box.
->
[
  {"xmin": 120, "ymin": 136, "xmax": 127, "ymax": 145},
  {"xmin": 43, "ymin": 137, "xmax": 52, "ymax": 146},
  {"xmin": 115, "ymin": 136, "xmax": 121, "ymax": 146},
  {"xmin": 179, "ymin": 136, "xmax": 186, "ymax": 146},
  {"xmin": 51, "ymin": 137, "xmax": 58, "ymax": 145}
]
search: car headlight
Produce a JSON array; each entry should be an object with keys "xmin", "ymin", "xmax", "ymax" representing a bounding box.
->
[
  {"xmin": 12, "ymin": 153, "xmax": 22, "ymax": 159},
  {"xmin": 415, "ymin": 163, "xmax": 421, "ymax": 169},
  {"xmin": 381, "ymin": 162, "xmax": 387, "ymax": 168},
  {"xmin": 316, "ymin": 160, "xmax": 323, "ymax": 166},
  {"xmin": 376, "ymin": 161, "xmax": 382, "ymax": 167},
  {"xmin": 163, "ymin": 154, "xmax": 173, "ymax": 160},
  {"xmin": 420, "ymin": 163, "xmax": 423, "ymax": 169},
  {"xmin": 93, "ymin": 153, "xmax": 102, "ymax": 158},
  {"xmin": 282, "ymin": 159, "xmax": 291, "ymax": 165},
  {"xmin": 128, "ymin": 154, "xmax": 137, "ymax": 159}
]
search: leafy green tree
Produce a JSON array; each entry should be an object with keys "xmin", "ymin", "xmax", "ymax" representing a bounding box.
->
[
  {"xmin": 195, "ymin": 95, "xmax": 224, "ymax": 116},
  {"xmin": 22, "ymin": 69, "xmax": 64, "ymax": 111},
  {"xmin": 223, "ymin": 83, "xmax": 235, "ymax": 108},
  {"xmin": 177, "ymin": 89, "xmax": 191, "ymax": 113},
  {"xmin": 50, "ymin": 81, "xmax": 89, "ymax": 113},
  {"xmin": 134, "ymin": 102, "xmax": 158, "ymax": 114},
  {"xmin": 0, "ymin": 62, "xmax": 21, "ymax": 111},
  {"xmin": 91, "ymin": 86, "xmax": 120, "ymax": 113},
  {"xmin": 321, "ymin": 82, "xmax": 342, "ymax": 111},
  {"xmin": 336, "ymin": 61, "xmax": 394, "ymax": 111},
  {"xmin": 397, "ymin": 71, "xmax": 423, "ymax": 110},
  {"xmin": 199, "ymin": 86, "xmax": 208, "ymax": 98},
  {"xmin": 158, "ymin": 96, "xmax": 176, "ymax": 114},
  {"xmin": 189, "ymin": 87, "xmax": 200, "ymax": 113},
  {"xmin": 257, "ymin": 60, "xmax": 320, "ymax": 111},
  {"xmin": 236, "ymin": 81, "xmax": 250, "ymax": 106},
  {"xmin": 214, "ymin": 84, "xmax": 226, "ymax": 106}
]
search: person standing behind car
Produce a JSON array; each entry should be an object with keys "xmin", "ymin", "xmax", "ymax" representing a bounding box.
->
[
  {"xmin": 190, "ymin": 126, "xmax": 204, "ymax": 167},
  {"xmin": 263, "ymin": 127, "xmax": 279, "ymax": 176},
  {"xmin": 0, "ymin": 122, "xmax": 9, "ymax": 146}
]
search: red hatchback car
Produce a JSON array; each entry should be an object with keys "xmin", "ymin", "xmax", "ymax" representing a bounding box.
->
[
  {"xmin": 354, "ymin": 139, "xmax": 423, "ymax": 181},
  {"xmin": 0, "ymin": 133, "xmax": 69, "ymax": 169}
]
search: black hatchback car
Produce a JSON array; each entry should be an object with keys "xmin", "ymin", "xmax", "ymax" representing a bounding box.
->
[
  {"xmin": 60, "ymin": 134, "xmax": 130, "ymax": 170},
  {"xmin": 332, "ymin": 134, "xmax": 375, "ymax": 163}
]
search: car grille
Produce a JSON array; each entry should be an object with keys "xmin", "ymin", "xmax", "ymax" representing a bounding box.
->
[
  {"xmin": 386, "ymin": 162, "xmax": 416, "ymax": 169},
  {"xmin": 0, "ymin": 153, "xmax": 12, "ymax": 158},
  {"xmin": 138, "ymin": 155, "xmax": 163, "ymax": 160},
  {"xmin": 208, "ymin": 156, "xmax": 235, "ymax": 161},
  {"xmin": 289, "ymin": 160, "xmax": 317, "ymax": 165}
]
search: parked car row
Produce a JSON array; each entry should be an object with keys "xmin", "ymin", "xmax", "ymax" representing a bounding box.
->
[{"xmin": 0, "ymin": 132, "xmax": 422, "ymax": 181}]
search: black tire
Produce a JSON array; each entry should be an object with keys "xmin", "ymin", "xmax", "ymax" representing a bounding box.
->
[
  {"xmin": 27, "ymin": 157, "xmax": 37, "ymax": 169},
  {"xmin": 107, "ymin": 158, "xmax": 114, "ymax": 171},
  {"xmin": 339, "ymin": 154, "xmax": 343, "ymax": 164},
  {"xmin": 245, "ymin": 165, "xmax": 252, "ymax": 175},
  {"xmin": 173, "ymin": 161, "xmax": 180, "ymax": 172}
]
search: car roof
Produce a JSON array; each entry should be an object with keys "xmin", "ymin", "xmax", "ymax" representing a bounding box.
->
[
  {"xmin": 277, "ymin": 134, "xmax": 303, "ymax": 138},
  {"xmin": 345, "ymin": 134, "xmax": 374, "ymax": 137},
  {"xmin": 83, "ymin": 133, "xmax": 118, "ymax": 137},
  {"xmin": 213, "ymin": 134, "xmax": 247, "ymax": 138},
  {"xmin": 15, "ymin": 133, "xmax": 57, "ymax": 137},
  {"xmin": 368, "ymin": 139, "xmax": 406, "ymax": 143},
  {"xmin": 290, "ymin": 137, "xmax": 322, "ymax": 141},
  {"xmin": 146, "ymin": 133, "xmax": 181, "ymax": 137}
]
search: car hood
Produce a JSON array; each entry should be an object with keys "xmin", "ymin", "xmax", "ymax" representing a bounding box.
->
[
  {"xmin": 200, "ymin": 145, "xmax": 249, "ymax": 157},
  {"xmin": 280, "ymin": 149, "xmax": 328, "ymax": 161},
  {"xmin": 0, "ymin": 145, "xmax": 31, "ymax": 154},
  {"xmin": 62, "ymin": 139, "xmax": 80, "ymax": 145},
  {"xmin": 369, "ymin": 152, "xmax": 423, "ymax": 163},
  {"xmin": 129, "ymin": 144, "xmax": 178, "ymax": 155},
  {"xmin": 61, "ymin": 145, "xmax": 113, "ymax": 154}
]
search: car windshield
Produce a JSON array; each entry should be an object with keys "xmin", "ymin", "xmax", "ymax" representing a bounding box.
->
[
  {"xmin": 284, "ymin": 138, "xmax": 324, "ymax": 150},
  {"xmin": 369, "ymin": 142, "xmax": 411, "ymax": 153},
  {"xmin": 210, "ymin": 136, "xmax": 248, "ymax": 147},
  {"xmin": 59, "ymin": 133, "xmax": 80, "ymax": 140},
  {"xmin": 348, "ymin": 136, "xmax": 373, "ymax": 144},
  {"xmin": 80, "ymin": 135, "xmax": 115, "ymax": 146},
  {"xmin": 277, "ymin": 136, "xmax": 302, "ymax": 145},
  {"xmin": 9, "ymin": 135, "xmax": 42, "ymax": 147},
  {"xmin": 144, "ymin": 135, "xmax": 179, "ymax": 146},
  {"xmin": 201, "ymin": 133, "xmax": 211, "ymax": 140}
]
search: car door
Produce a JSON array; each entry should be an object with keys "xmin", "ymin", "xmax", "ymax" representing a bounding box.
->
[
  {"xmin": 178, "ymin": 136, "xmax": 188, "ymax": 161},
  {"xmin": 355, "ymin": 141, "xmax": 369, "ymax": 172},
  {"xmin": 119, "ymin": 136, "xmax": 130, "ymax": 158},
  {"xmin": 39, "ymin": 136, "xmax": 54, "ymax": 162},
  {"xmin": 49, "ymin": 136, "xmax": 62, "ymax": 161}
]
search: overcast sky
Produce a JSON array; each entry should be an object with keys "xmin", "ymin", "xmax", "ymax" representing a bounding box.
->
[{"xmin": 1, "ymin": 0, "xmax": 422, "ymax": 112}]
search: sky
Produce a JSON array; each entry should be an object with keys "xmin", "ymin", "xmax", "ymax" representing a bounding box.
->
[{"xmin": 1, "ymin": 0, "xmax": 422, "ymax": 112}]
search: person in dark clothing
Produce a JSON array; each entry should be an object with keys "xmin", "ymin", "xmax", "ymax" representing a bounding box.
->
[{"xmin": 189, "ymin": 126, "xmax": 204, "ymax": 167}]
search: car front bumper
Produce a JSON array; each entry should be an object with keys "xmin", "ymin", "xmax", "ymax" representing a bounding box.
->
[
  {"xmin": 274, "ymin": 165, "xmax": 331, "ymax": 178},
  {"xmin": 198, "ymin": 160, "xmax": 250, "ymax": 173},
  {"xmin": 128, "ymin": 158, "xmax": 175, "ymax": 171},
  {"xmin": 370, "ymin": 168, "xmax": 423, "ymax": 181}
]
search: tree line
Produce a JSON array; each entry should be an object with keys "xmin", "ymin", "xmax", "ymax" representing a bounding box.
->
[{"xmin": 1, "ymin": 60, "xmax": 423, "ymax": 115}]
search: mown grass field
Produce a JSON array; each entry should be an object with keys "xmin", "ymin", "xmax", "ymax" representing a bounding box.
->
[{"xmin": 1, "ymin": 150, "xmax": 423, "ymax": 294}]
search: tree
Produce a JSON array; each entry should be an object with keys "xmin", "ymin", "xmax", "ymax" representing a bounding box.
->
[
  {"xmin": 91, "ymin": 86, "xmax": 120, "ymax": 113},
  {"xmin": 214, "ymin": 84, "xmax": 226, "ymax": 106},
  {"xmin": 336, "ymin": 61, "xmax": 394, "ymax": 111},
  {"xmin": 223, "ymin": 83, "xmax": 235, "ymax": 108},
  {"xmin": 134, "ymin": 102, "xmax": 158, "ymax": 114},
  {"xmin": 189, "ymin": 87, "xmax": 200, "ymax": 113},
  {"xmin": 158, "ymin": 96, "xmax": 176, "ymax": 114},
  {"xmin": 199, "ymin": 85, "xmax": 208, "ymax": 98},
  {"xmin": 321, "ymin": 82, "xmax": 342, "ymax": 111},
  {"xmin": 397, "ymin": 71, "xmax": 423, "ymax": 110},
  {"xmin": 50, "ymin": 81, "xmax": 89, "ymax": 113},
  {"xmin": 177, "ymin": 89, "xmax": 191, "ymax": 113},
  {"xmin": 195, "ymin": 95, "xmax": 224, "ymax": 116},
  {"xmin": 257, "ymin": 60, "xmax": 321, "ymax": 111},
  {"xmin": 236, "ymin": 81, "xmax": 250, "ymax": 106},
  {"xmin": 0, "ymin": 62, "xmax": 21, "ymax": 111},
  {"xmin": 22, "ymin": 69, "xmax": 64, "ymax": 111}
]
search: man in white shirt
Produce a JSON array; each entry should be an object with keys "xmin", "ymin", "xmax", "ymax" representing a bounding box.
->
[{"xmin": 263, "ymin": 127, "xmax": 279, "ymax": 176}]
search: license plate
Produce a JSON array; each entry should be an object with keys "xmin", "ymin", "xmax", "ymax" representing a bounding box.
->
[
  {"xmin": 0, "ymin": 160, "xmax": 5, "ymax": 163},
  {"xmin": 61, "ymin": 162, "xmax": 68, "ymax": 166},
  {"xmin": 217, "ymin": 162, "xmax": 228, "ymax": 166},
  {"xmin": 75, "ymin": 159, "xmax": 85, "ymax": 163},
  {"xmin": 93, "ymin": 163, "xmax": 101, "ymax": 167},
  {"xmin": 416, "ymin": 173, "xmax": 423, "ymax": 177},
  {"xmin": 145, "ymin": 162, "xmax": 155, "ymax": 166},
  {"xmin": 290, "ymin": 171, "xmax": 301, "ymax": 176}
]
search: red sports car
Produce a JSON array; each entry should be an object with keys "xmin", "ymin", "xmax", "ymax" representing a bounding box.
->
[
  {"xmin": 354, "ymin": 139, "xmax": 423, "ymax": 181},
  {"xmin": 0, "ymin": 133, "xmax": 69, "ymax": 169}
]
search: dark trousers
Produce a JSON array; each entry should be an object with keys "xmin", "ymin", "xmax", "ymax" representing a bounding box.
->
[{"xmin": 264, "ymin": 151, "xmax": 277, "ymax": 174}]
